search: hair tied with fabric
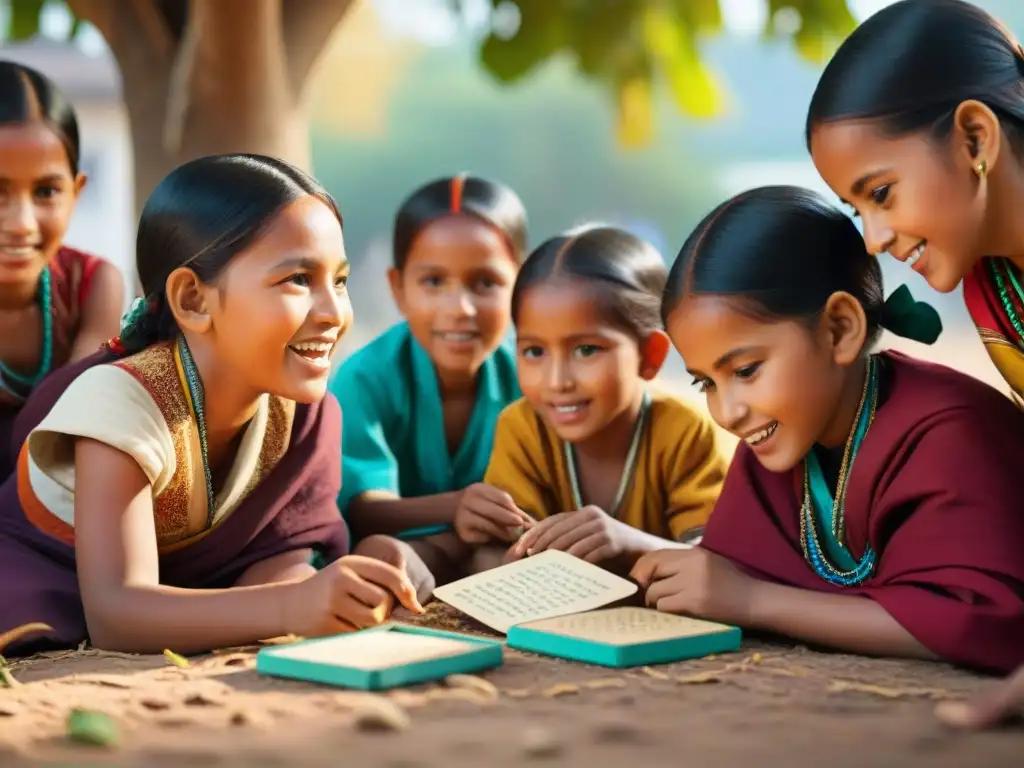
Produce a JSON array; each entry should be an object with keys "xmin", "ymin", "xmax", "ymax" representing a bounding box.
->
[
  {"xmin": 119, "ymin": 296, "xmax": 151, "ymax": 334},
  {"xmin": 880, "ymin": 284, "xmax": 942, "ymax": 345},
  {"xmin": 104, "ymin": 295, "xmax": 156, "ymax": 355}
]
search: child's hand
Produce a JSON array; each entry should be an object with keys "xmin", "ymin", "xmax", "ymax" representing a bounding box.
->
[
  {"xmin": 286, "ymin": 555, "xmax": 424, "ymax": 638},
  {"xmin": 454, "ymin": 483, "xmax": 535, "ymax": 545},
  {"xmin": 511, "ymin": 505, "xmax": 630, "ymax": 564},
  {"xmin": 935, "ymin": 664, "xmax": 1024, "ymax": 729},
  {"xmin": 631, "ymin": 548, "xmax": 754, "ymax": 625},
  {"xmin": 352, "ymin": 535, "xmax": 436, "ymax": 605}
]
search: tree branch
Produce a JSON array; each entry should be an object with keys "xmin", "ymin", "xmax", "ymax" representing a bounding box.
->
[
  {"xmin": 282, "ymin": 0, "xmax": 358, "ymax": 97},
  {"xmin": 162, "ymin": 5, "xmax": 200, "ymax": 153},
  {"xmin": 128, "ymin": 0, "xmax": 174, "ymax": 58},
  {"xmin": 67, "ymin": 0, "xmax": 172, "ymax": 66}
]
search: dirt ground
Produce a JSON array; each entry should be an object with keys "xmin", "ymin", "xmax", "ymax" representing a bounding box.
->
[{"xmin": 0, "ymin": 603, "xmax": 1020, "ymax": 768}]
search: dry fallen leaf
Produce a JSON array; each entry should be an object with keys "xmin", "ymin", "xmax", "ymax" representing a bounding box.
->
[
  {"xmin": 70, "ymin": 674, "xmax": 135, "ymax": 689},
  {"xmin": 139, "ymin": 697, "xmax": 173, "ymax": 711},
  {"xmin": 640, "ymin": 666, "xmax": 671, "ymax": 680},
  {"xmin": 542, "ymin": 683, "xmax": 579, "ymax": 698},
  {"xmin": 446, "ymin": 674, "xmax": 499, "ymax": 701},
  {"xmin": 585, "ymin": 678, "xmax": 628, "ymax": 690},
  {"xmin": 828, "ymin": 680, "xmax": 953, "ymax": 700},
  {"xmin": 676, "ymin": 670, "xmax": 724, "ymax": 685},
  {"xmin": 258, "ymin": 635, "xmax": 304, "ymax": 646},
  {"xmin": 760, "ymin": 665, "xmax": 811, "ymax": 678},
  {"xmin": 0, "ymin": 700, "xmax": 22, "ymax": 717},
  {"xmin": 351, "ymin": 696, "xmax": 410, "ymax": 732},
  {"xmin": 0, "ymin": 623, "xmax": 53, "ymax": 654}
]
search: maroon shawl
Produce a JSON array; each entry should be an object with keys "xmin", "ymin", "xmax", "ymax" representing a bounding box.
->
[
  {"xmin": 0, "ymin": 350, "xmax": 349, "ymax": 656},
  {"xmin": 702, "ymin": 352, "xmax": 1024, "ymax": 675}
]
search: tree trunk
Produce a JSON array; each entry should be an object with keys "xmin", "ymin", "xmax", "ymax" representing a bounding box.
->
[{"xmin": 67, "ymin": 0, "xmax": 355, "ymax": 216}]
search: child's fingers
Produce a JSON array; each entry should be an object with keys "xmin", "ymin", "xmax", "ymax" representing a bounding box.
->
[
  {"xmin": 936, "ymin": 670, "xmax": 1024, "ymax": 729},
  {"xmin": 630, "ymin": 554, "xmax": 660, "ymax": 586},
  {"xmin": 644, "ymin": 574, "xmax": 685, "ymax": 609},
  {"xmin": 514, "ymin": 519, "xmax": 549, "ymax": 554},
  {"xmin": 565, "ymin": 536, "xmax": 610, "ymax": 561},
  {"xmin": 525, "ymin": 515, "xmax": 577, "ymax": 554},
  {"xmin": 540, "ymin": 524, "xmax": 594, "ymax": 554},
  {"xmin": 470, "ymin": 515, "xmax": 515, "ymax": 543},
  {"xmin": 350, "ymin": 558, "xmax": 425, "ymax": 614},
  {"xmin": 630, "ymin": 550, "xmax": 682, "ymax": 586}
]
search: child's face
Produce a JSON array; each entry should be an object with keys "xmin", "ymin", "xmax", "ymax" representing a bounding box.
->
[
  {"xmin": 667, "ymin": 295, "xmax": 848, "ymax": 473},
  {"xmin": 195, "ymin": 195, "xmax": 352, "ymax": 403},
  {"xmin": 0, "ymin": 122, "xmax": 84, "ymax": 286},
  {"xmin": 389, "ymin": 216, "xmax": 518, "ymax": 381},
  {"xmin": 811, "ymin": 119, "xmax": 983, "ymax": 294},
  {"xmin": 515, "ymin": 280, "xmax": 651, "ymax": 445}
]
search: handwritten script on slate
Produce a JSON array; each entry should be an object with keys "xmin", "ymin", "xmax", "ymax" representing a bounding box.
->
[{"xmin": 432, "ymin": 550, "xmax": 639, "ymax": 633}]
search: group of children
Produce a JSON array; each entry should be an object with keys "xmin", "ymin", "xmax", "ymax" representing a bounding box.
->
[{"xmin": 0, "ymin": 0, "xmax": 1022, "ymax": 729}]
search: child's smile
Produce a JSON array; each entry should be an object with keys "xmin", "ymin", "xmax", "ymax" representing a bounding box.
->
[
  {"xmin": 0, "ymin": 122, "xmax": 84, "ymax": 287},
  {"xmin": 668, "ymin": 294, "xmax": 848, "ymax": 473},
  {"xmin": 389, "ymin": 216, "xmax": 518, "ymax": 387},
  {"xmin": 516, "ymin": 281, "xmax": 645, "ymax": 447},
  {"xmin": 743, "ymin": 420, "xmax": 779, "ymax": 450},
  {"xmin": 547, "ymin": 397, "xmax": 592, "ymax": 426},
  {"xmin": 287, "ymin": 335, "xmax": 337, "ymax": 372}
]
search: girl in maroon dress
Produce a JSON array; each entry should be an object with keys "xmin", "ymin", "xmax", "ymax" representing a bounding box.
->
[{"xmin": 0, "ymin": 61, "xmax": 123, "ymax": 478}]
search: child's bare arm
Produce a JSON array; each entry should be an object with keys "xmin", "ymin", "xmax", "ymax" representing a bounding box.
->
[
  {"xmin": 235, "ymin": 550, "xmax": 316, "ymax": 587},
  {"xmin": 346, "ymin": 490, "xmax": 462, "ymax": 539},
  {"xmin": 75, "ymin": 438, "xmax": 307, "ymax": 653}
]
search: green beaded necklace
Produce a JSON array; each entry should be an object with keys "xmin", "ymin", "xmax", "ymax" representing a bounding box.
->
[
  {"xmin": 0, "ymin": 267, "xmax": 54, "ymax": 401},
  {"xmin": 987, "ymin": 258, "xmax": 1024, "ymax": 346}
]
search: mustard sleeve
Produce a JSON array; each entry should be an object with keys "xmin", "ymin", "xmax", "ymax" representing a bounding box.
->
[
  {"xmin": 483, "ymin": 402, "xmax": 553, "ymax": 521},
  {"xmin": 662, "ymin": 409, "xmax": 728, "ymax": 541}
]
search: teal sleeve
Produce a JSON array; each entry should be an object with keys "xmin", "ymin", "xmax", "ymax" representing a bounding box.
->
[{"xmin": 329, "ymin": 361, "xmax": 401, "ymax": 515}]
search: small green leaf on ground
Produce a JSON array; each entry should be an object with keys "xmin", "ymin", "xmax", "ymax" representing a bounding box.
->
[
  {"xmin": 163, "ymin": 649, "xmax": 190, "ymax": 668},
  {"xmin": 67, "ymin": 708, "xmax": 120, "ymax": 747}
]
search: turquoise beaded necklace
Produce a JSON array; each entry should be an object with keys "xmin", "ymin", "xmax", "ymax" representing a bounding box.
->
[
  {"xmin": 986, "ymin": 258, "xmax": 1024, "ymax": 346},
  {"xmin": 0, "ymin": 267, "xmax": 54, "ymax": 401},
  {"xmin": 798, "ymin": 355, "xmax": 879, "ymax": 587},
  {"xmin": 176, "ymin": 335, "xmax": 216, "ymax": 526}
]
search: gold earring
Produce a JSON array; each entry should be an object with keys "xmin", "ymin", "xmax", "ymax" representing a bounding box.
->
[{"xmin": 974, "ymin": 159, "xmax": 988, "ymax": 178}]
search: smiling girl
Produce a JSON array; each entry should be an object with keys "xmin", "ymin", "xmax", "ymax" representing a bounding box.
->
[
  {"xmin": 0, "ymin": 154, "xmax": 421, "ymax": 656},
  {"xmin": 0, "ymin": 61, "xmax": 123, "ymax": 478},
  {"xmin": 632, "ymin": 186, "xmax": 1024, "ymax": 674},
  {"xmin": 806, "ymin": 0, "xmax": 1024, "ymax": 402},
  {"xmin": 486, "ymin": 226, "xmax": 726, "ymax": 570},
  {"xmin": 330, "ymin": 174, "xmax": 532, "ymax": 586}
]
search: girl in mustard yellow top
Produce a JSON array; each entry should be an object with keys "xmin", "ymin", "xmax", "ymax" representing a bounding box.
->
[{"xmin": 480, "ymin": 226, "xmax": 727, "ymax": 570}]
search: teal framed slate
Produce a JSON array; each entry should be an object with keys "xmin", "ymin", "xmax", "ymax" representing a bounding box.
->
[
  {"xmin": 256, "ymin": 623, "xmax": 503, "ymax": 690},
  {"xmin": 506, "ymin": 608, "xmax": 742, "ymax": 668}
]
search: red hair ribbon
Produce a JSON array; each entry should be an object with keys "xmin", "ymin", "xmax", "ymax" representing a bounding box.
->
[{"xmin": 450, "ymin": 175, "xmax": 465, "ymax": 214}]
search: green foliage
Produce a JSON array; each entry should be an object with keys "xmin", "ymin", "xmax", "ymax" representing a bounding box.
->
[
  {"xmin": 475, "ymin": 0, "xmax": 856, "ymax": 146},
  {"xmin": 6, "ymin": 0, "xmax": 856, "ymax": 148},
  {"xmin": 6, "ymin": 0, "xmax": 81, "ymax": 41}
]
